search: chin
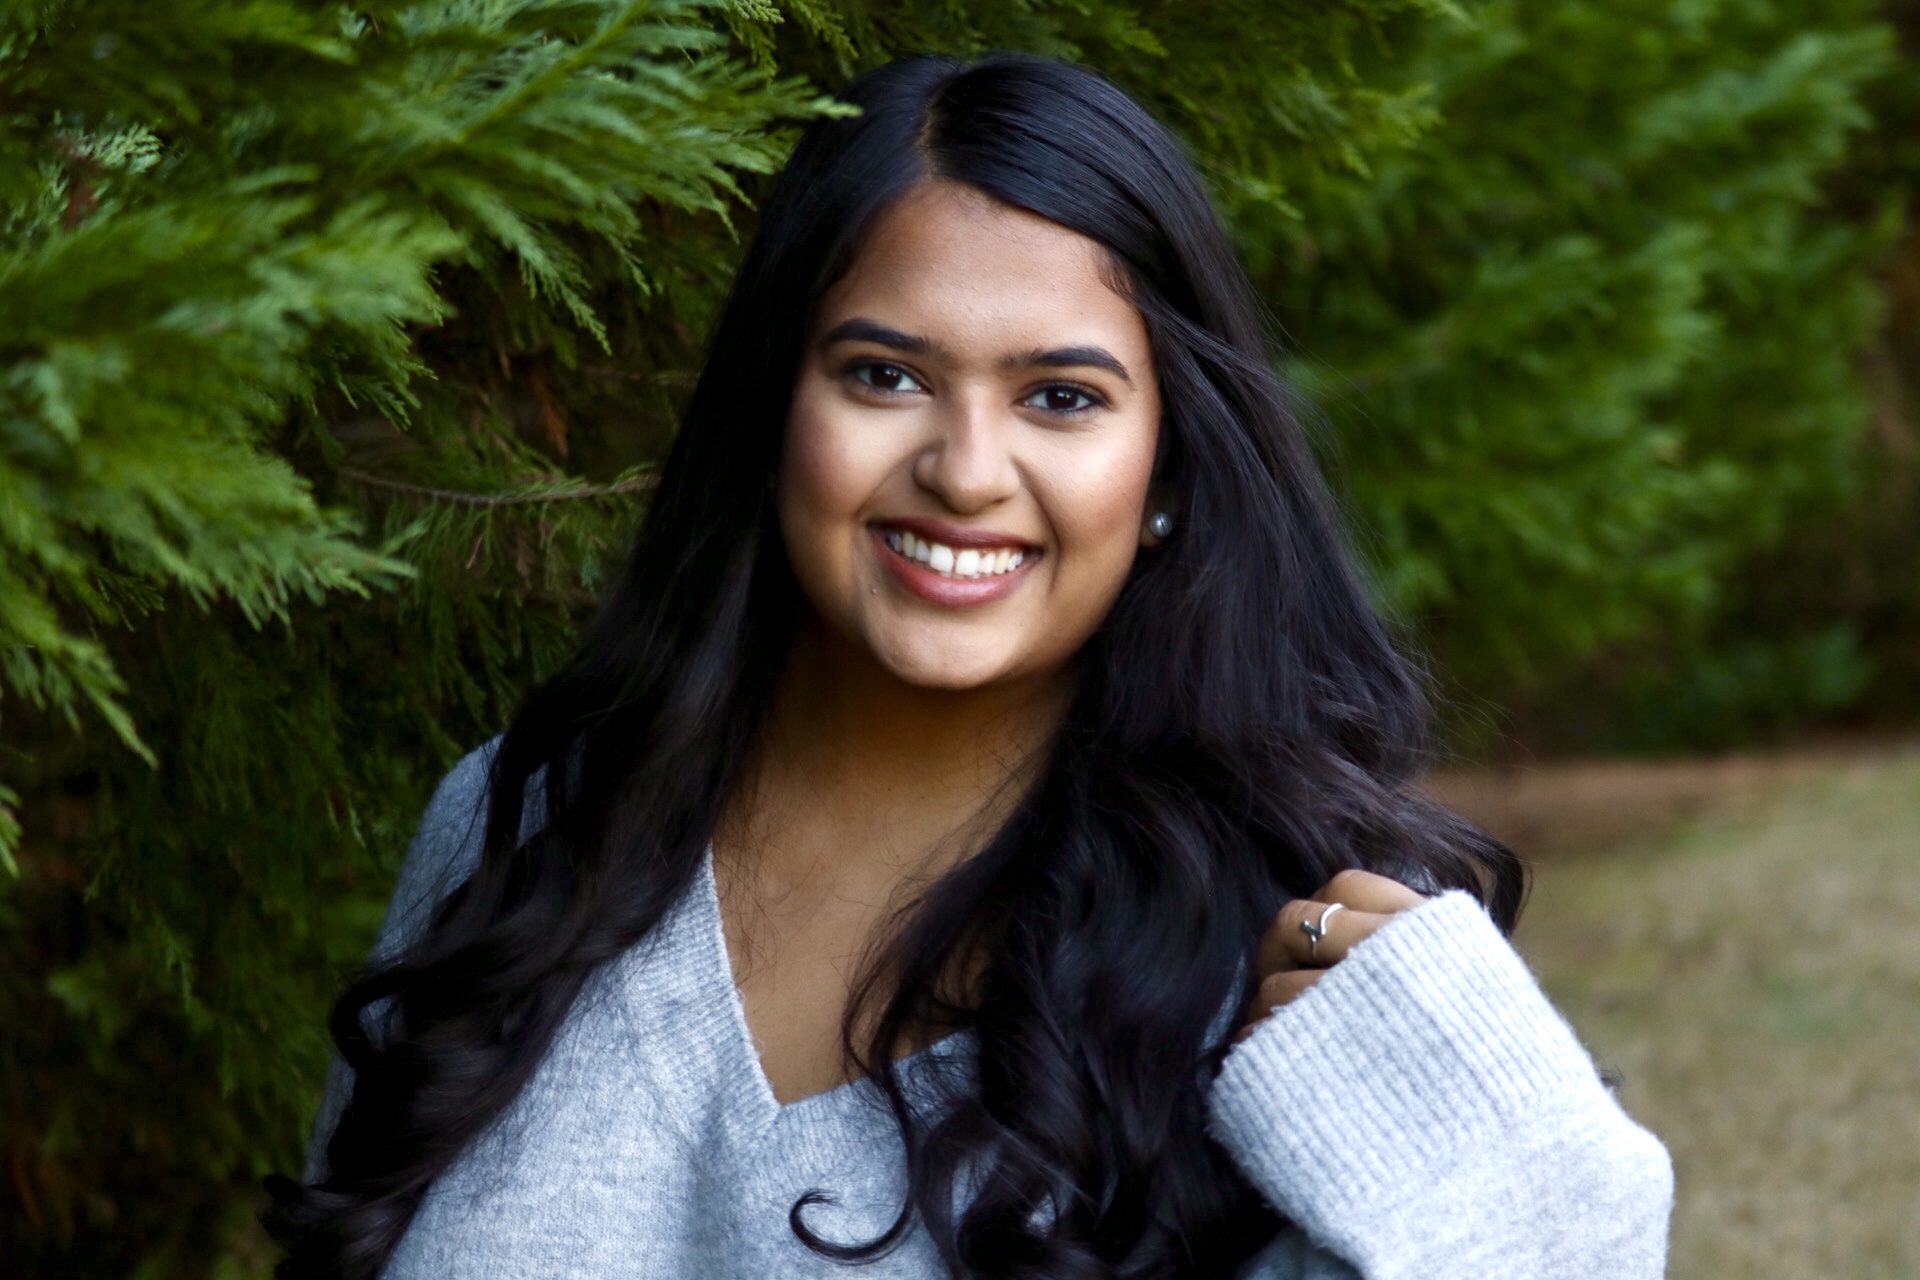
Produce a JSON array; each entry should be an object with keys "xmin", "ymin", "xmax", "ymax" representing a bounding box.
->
[
  {"xmin": 869, "ymin": 635, "xmax": 1016, "ymax": 690},
  {"xmin": 882, "ymin": 658, "xmax": 1009, "ymax": 691}
]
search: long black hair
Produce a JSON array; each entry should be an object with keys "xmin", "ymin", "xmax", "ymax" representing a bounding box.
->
[{"xmin": 264, "ymin": 49, "xmax": 1525, "ymax": 1278}]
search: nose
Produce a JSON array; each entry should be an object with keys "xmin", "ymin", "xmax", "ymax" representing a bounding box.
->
[{"xmin": 911, "ymin": 387, "xmax": 1021, "ymax": 514}]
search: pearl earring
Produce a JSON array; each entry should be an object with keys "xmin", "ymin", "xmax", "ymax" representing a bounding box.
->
[{"xmin": 1147, "ymin": 511, "xmax": 1174, "ymax": 538}]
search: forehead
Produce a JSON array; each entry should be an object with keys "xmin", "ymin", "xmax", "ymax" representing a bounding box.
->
[{"xmin": 814, "ymin": 178, "xmax": 1147, "ymax": 358}]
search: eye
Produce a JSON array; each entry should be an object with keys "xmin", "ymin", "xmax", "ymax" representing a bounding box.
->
[
  {"xmin": 1022, "ymin": 384, "xmax": 1107, "ymax": 418},
  {"xmin": 846, "ymin": 360, "xmax": 926, "ymax": 396}
]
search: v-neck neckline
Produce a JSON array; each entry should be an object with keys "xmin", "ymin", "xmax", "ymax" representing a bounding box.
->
[{"xmin": 694, "ymin": 838, "xmax": 974, "ymax": 1132}]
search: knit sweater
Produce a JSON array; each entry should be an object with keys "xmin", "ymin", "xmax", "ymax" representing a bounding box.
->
[{"xmin": 304, "ymin": 735, "xmax": 1674, "ymax": 1278}]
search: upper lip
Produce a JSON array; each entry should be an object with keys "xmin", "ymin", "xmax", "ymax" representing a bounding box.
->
[{"xmin": 871, "ymin": 516, "xmax": 1040, "ymax": 551}]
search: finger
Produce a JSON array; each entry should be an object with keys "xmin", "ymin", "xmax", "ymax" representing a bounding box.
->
[
  {"xmin": 1256, "ymin": 898, "xmax": 1394, "ymax": 973},
  {"xmin": 1234, "ymin": 969, "xmax": 1323, "ymax": 1039},
  {"xmin": 1309, "ymin": 868, "xmax": 1428, "ymax": 914}
]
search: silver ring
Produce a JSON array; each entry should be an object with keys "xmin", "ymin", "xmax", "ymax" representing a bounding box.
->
[{"xmin": 1300, "ymin": 901, "xmax": 1346, "ymax": 961}]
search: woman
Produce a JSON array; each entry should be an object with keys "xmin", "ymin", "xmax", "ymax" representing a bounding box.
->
[{"xmin": 265, "ymin": 50, "xmax": 1673, "ymax": 1279}]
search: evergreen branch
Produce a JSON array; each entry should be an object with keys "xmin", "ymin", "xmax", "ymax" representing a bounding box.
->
[
  {"xmin": 0, "ymin": 780, "xmax": 18, "ymax": 877},
  {"xmin": 336, "ymin": 465, "xmax": 657, "ymax": 505},
  {"xmin": 578, "ymin": 364, "xmax": 697, "ymax": 384}
]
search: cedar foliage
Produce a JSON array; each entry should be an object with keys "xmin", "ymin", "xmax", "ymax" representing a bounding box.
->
[
  {"xmin": 1511, "ymin": 1, "xmax": 1920, "ymax": 751},
  {"xmin": 0, "ymin": 0, "xmax": 1904, "ymax": 1272},
  {"xmin": 1244, "ymin": 0, "xmax": 1904, "ymax": 736}
]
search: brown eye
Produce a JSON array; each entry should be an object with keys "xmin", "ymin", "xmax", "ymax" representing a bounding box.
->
[
  {"xmin": 849, "ymin": 361, "xmax": 925, "ymax": 395},
  {"xmin": 1022, "ymin": 384, "xmax": 1103, "ymax": 417}
]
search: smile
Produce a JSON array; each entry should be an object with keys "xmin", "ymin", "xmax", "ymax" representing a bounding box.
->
[
  {"xmin": 867, "ymin": 525, "xmax": 1042, "ymax": 607},
  {"xmin": 881, "ymin": 528, "xmax": 1027, "ymax": 578}
]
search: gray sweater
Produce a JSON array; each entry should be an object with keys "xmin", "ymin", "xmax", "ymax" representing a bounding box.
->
[{"xmin": 305, "ymin": 736, "xmax": 1673, "ymax": 1277}]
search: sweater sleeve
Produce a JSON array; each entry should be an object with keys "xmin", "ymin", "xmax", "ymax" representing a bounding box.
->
[
  {"xmin": 300, "ymin": 734, "xmax": 510, "ymax": 1184},
  {"xmin": 1204, "ymin": 890, "xmax": 1674, "ymax": 1279}
]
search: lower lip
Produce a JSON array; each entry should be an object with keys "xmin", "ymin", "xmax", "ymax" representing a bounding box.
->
[{"xmin": 869, "ymin": 527, "xmax": 1040, "ymax": 607}]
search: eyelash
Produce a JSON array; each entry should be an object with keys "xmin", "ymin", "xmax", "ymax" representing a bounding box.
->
[{"xmin": 842, "ymin": 360, "xmax": 1109, "ymax": 418}]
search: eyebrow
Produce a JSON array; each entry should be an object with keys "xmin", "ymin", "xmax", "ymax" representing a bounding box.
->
[{"xmin": 819, "ymin": 317, "xmax": 1135, "ymax": 388}]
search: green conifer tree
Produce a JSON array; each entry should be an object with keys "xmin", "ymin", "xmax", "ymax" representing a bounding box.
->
[{"xmin": 1230, "ymin": 0, "xmax": 1900, "ymax": 734}]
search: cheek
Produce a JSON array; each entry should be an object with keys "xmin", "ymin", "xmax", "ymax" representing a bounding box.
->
[
  {"xmin": 1044, "ymin": 437, "xmax": 1158, "ymax": 597},
  {"xmin": 1065, "ymin": 430, "xmax": 1158, "ymax": 547},
  {"xmin": 780, "ymin": 391, "xmax": 881, "ymax": 539}
]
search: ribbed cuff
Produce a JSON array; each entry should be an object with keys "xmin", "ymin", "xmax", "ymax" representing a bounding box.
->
[{"xmin": 1203, "ymin": 891, "xmax": 1605, "ymax": 1232}]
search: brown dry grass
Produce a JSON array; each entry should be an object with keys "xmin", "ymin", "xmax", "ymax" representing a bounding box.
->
[{"xmin": 1428, "ymin": 738, "xmax": 1920, "ymax": 1278}]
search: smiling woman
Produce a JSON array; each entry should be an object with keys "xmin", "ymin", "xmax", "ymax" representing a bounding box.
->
[
  {"xmin": 780, "ymin": 178, "xmax": 1163, "ymax": 690},
  {"xmin": 264, "ymin": 50, "xmax": 1673, "ymax": 1280}
]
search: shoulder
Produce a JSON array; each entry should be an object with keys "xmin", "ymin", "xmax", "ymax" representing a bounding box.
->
[{"xmin": 374, "ymin": 732, "xmax": 548, "ymax": 961}]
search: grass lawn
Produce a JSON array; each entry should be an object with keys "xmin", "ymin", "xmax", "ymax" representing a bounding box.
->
[{"xmin": 1438, "ymin": 741, "xmax": 1920, "ymax": 1278}]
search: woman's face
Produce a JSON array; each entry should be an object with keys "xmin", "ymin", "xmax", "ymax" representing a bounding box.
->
[{"xmin": 778, "ymin": 176, "xmax": 1164, "ymax": 692}]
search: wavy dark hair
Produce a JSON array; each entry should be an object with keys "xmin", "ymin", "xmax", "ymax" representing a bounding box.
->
[{"xmin": 264, "ymin": 49, "xmax": 1526, "ymax": 1278}]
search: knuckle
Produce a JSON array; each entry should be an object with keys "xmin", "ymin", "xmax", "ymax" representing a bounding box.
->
[
  {"xmin": 1325, "ymin": 868, "xmax": 1374, "ymax": 896},
  {"xmin": 1256, "ymin": 971, "xmax": 1295, "ymax": 1004},
  {"xmin": 1261, "ymin": 905, "xmax": 1295, "ymax": 943}
]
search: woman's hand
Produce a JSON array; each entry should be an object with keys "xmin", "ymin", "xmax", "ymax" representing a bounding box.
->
[{"xmin": 1231, "ymin": 869, "xmax": 1430, "ymax": 1045}]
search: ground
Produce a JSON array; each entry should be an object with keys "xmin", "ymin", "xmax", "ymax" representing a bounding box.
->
[{"xmin": 1428, "ymin": 736, "xmax": 1920, "ymax": 1279}]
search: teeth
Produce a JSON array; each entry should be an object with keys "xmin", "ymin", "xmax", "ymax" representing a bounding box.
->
[{"xmin": 880, "ymin": 528, "xmax": 1032, "ymax": 579}]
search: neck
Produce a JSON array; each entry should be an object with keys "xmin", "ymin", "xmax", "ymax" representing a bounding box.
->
[{"xmin": 719, "ymin": 614, "xmax": 1073, "ymax": 890}]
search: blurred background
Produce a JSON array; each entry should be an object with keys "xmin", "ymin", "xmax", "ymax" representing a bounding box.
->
[{"xmin": 1, "ymin": 1, "xmax": 1913, "ymax": 1274}]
